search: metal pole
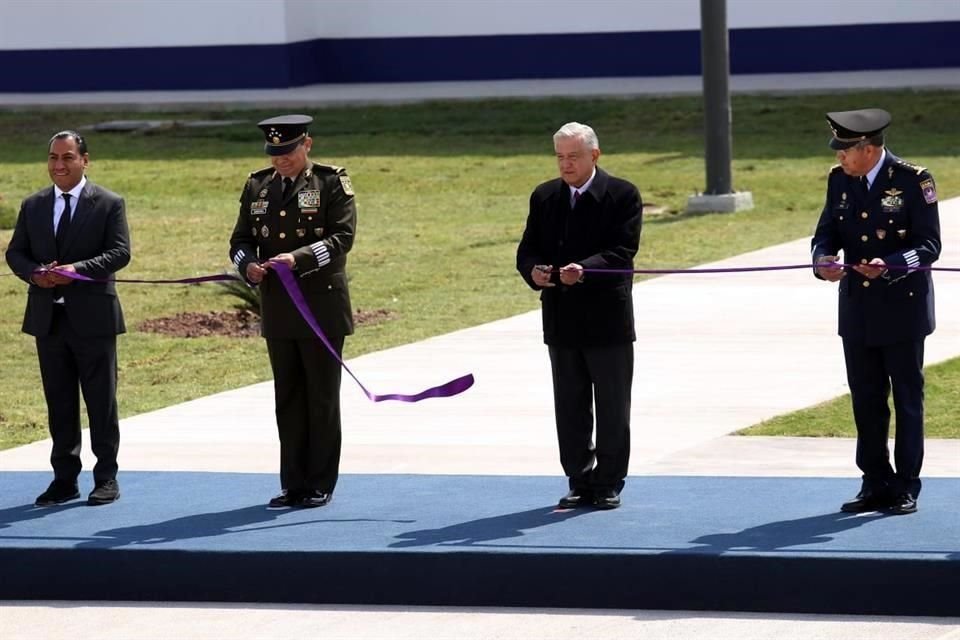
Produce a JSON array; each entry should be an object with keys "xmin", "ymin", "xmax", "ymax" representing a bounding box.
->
[{"xmin": 700, "ymin": 0, "xmax": 732, "ymax": 195}]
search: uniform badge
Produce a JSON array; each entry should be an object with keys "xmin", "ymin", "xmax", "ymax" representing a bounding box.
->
[
  {"xmin": 300, "ymin": 208, "xmax": 318, "ymax": 214},
  {"xmin": 920, "ymin": 178, "xmax": 937, "ymax": 204},
  {"xmin": 298, "ymin": 190, "xmax": 321, "ymax": 208},
  {"xmin": 250, "ymin": 200, "xmax": 268, "ymax": 216},
  {"xmin": 888, "ymin": 167, "xmax": 894, "ymax": 180},
  {"xmin": 261, "ymin": 225, "xmax": 270, "ymax": 238},
  {"xmin": 880, "ymin": 189, "xmax": 903, "ymax": 212},
  {"xmin": 314, "ymin": 227, "xmax": 324, "ymax": 237},
  {"xmin": 296, "ymin": 228, "xmax": 306, "ymax": 237},
  {"xmin": 897, "ymin": 229, "xmax": 907, "ymax": 239},
  {"xmin": 339, "ymin": 175, "xmax": 354, "ymax": 196},
  {"xmin": 837, "ymin": 192, "xmax": 849, "ymax": 209},
  {"xmin": 875, "ymin": 228, "xmax": 886, "ymax": 240},
  {"xmin": 259, "ymin": 189, "xmax": 268, "ymax": 198}
]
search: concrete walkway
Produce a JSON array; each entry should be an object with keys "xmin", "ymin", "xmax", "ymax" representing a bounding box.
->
[{"xmin": 0, "ymin": 68, "xmax": 958, "ymax": 110}]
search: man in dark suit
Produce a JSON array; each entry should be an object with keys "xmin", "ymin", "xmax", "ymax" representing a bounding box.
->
[
  {"xmin": 812, "ymin": 108, "xmax": 941, "ymax": 515},
  {"xmin": 5, "ymin": 130, "xmax": 131, "ymax": 507},
  {"xmin": 229, "ymin": 115, "xmax": 356, "ymax": 509},
  {"xmin": 517, "ymin": 122, "xmax": 642, "ymax": 510}
]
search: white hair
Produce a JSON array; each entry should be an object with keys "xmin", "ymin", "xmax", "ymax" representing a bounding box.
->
[{"xmin": 553, "ymin": 122, "xmax": 599, "ymax": 150}]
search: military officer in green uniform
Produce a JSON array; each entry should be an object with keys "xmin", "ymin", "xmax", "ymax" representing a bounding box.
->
[
  {"xmin": 229, "ymin": 114, "xmax": 356, "ymax": 509},
  {"xmin": 812, "ymin": 108, "xmax": 941, "ymax": 515}
]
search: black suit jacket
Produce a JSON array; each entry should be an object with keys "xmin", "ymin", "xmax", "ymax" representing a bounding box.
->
[
  {"xmin": 811, "ymin": 151, "xmax": 940, "ymax": 346},
  {"xmin": 229, "ymin": 161, "xmax": 356, "ymax": 339},
  {"xmin": 517, "ymin": 167, "xmax": 643, "ymax": 347},
  {"xmin": 5, "ymin": 180, "xmax": 131, "ymax": 337}
]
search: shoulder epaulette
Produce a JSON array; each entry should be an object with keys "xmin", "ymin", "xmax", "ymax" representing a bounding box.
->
[
  {"xmin": 248, "ymin": 166, "xmax": 274, "ymax": 179},
  {"xmin": 311, "ymin": 163, "xmax": 346, "ymax": 175},
  {"xmin": 892, "ymin": 159, "xmax": 927, "ymax": 175}
]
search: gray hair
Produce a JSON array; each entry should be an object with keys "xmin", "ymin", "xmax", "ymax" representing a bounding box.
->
[{"xmin": 553, "ymin": 122, "xmax": 599, "ymax": 150}]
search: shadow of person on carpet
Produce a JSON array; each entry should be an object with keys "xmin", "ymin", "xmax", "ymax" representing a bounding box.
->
[
  {"xmin": 679, "ymin": 510, "xmax": 893, "ymax": 554},
  {"xmin": 0, "ymin": 501, "xmax": 87, "ymax": 530},
  {"xmin": 76, "ymin": 505, "xmax": 414, "ymax": 549},
  {"xmin": 389, "ymin": 505, "xmax": 590, "ymax": 548}
]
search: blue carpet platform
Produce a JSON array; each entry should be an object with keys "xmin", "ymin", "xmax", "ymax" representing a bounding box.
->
[{"xmin": 1, "ymin": 472, "xmax": 958, "ymax": 616}]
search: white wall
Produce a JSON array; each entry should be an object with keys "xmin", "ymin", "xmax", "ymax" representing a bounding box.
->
[{"xmin": 2, "ymin": 0, "xmax": 959, "ymax": 50}]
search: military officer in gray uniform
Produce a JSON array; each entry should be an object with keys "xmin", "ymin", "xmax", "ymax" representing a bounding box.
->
[
  {"xmin": 812, "ymin": 108, "xmax": 941, "ymax": 515},
  {"xmin": 229, "ymin": 115, "xmax": 356, "ymax": 509}
]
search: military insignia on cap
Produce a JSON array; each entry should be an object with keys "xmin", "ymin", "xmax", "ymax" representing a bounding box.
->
[
  {"xmin": 261, "ymin": 225, "xmax": 270, "ymax": 238},
  {"xmin": 920, "ymin": 178, "xmax": 937, "ymax": 204},
  {"xmin": 875, "ymin": 228, "xmax": 886, "ymax": 240},
  {"xmin": 339, "ymin": 175, "xmax": 354, "ymax": 196}
]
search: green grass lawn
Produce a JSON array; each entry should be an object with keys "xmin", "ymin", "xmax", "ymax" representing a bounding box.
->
[{"xmin": 1, "ymin": 90, "xmax": 959, "ymax": 448}]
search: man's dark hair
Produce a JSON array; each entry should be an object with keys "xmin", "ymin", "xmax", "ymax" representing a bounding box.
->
[{"xmin": 48, "ymin": 130, "xmax": 88, "ymax": 155}]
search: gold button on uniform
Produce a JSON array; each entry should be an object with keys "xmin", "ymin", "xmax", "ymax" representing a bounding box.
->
[
  {"xmin": 862, "ymin": 281, "xmax": 870, "ymax": 288},
  {"xmin": 280, "ymin": 210, "xmax": 287, "ymax": 217},
  {"xmin": 279, "ymin": 232, "xmax": 286, "ymax": 239},
  {"xmin": 909, "ymin": 291, "xmax": 914, "ymax": 297},
  {"xmin": 861, "ymin": 211, "xmax": 868, "ymax": 219},
  {"xmin": 861, "ymin": 235, "xmax": 869, "ymax": 242},
  {"xmin": 860, "ymin": 259, "xmax": 868, "ymax": 264},
  {"xmin": 839, "ymin": 215, "xmax": 844, "ymax": 220}
]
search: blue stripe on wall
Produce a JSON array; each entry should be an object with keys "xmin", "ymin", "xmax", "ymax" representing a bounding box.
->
[{"xmin": 2, "ymin": 21, "xmax": 958, "ymax": 93}]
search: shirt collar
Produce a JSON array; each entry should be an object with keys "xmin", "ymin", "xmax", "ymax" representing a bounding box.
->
[
  {"xmin": 569, "ymin": 167, "xmax": 597, "ymax": 198},
  {"xmin": 864, "ymin": 148, "xmax": 886, "ymax": 188},
  {"xmin": 54, "ymin": 176, "xmax": 87, "ymax": 201}
]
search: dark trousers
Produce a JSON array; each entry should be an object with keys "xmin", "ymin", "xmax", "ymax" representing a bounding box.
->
[
  {"xmin": 266, "ymin": 336, "xmax": 344, "ymax": 494},
  {"xmin": 35, "ymin": 305, "xmax": 120, "ymax": 486},
  {"xmin": 548, "ymin": 343, "xmax": 633, "ymax": 492},
  {"xmin": 842, "ymin": 337, "xmax": 925, "ymax": 498}
]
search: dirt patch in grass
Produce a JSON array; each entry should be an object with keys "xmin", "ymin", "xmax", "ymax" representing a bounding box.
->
[{"xmin": 139, "ymin": 308, "xmax": 396, "ymax": 338}]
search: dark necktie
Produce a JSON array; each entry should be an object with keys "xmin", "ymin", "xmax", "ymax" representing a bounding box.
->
[
  {"xmin": 572, "ymin": 190, "xmax": 581, "ymax": 207},
  {"xmin": 282, "ymin": 177, "xmax": 293, "ymax": 201},
  {"xmin": 860, "ymin": 176, "xmax": 869, "ymax": 198},
  {"xmin": 56, "ymin": 193, "xmax": 72, "ymax": 257}
]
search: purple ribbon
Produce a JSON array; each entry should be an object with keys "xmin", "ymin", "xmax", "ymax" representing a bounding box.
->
[
  {"xmin": 33, "ymin": 265, "xmax": 474, "ymax": 403},
  {"xmin": 269, "ymin": 262, "xmax": 474, "ymax": 402},
  {"xmin": 570, "ymin": 262, "xmax": 960, "ymax": 274}
]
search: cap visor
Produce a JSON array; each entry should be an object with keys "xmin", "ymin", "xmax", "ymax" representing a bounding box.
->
[
  {"xmin": 829, "ymin": 137, "xmax": 858, "ymax": 151},
  {"xmin": 264, "ymin": 140, "xmax": 302, "ymax": 156}
]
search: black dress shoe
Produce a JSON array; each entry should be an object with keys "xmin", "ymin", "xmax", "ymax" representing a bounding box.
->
[
  {"xmin": 267, "ymin": 490, "xmax": 299, "ymax": 510},
  {"xmin": 299, "ymin": 490, "xmax": 332, "ymax": 508},
  {"xmin": 593, "ymin": 488, "xmax": 621, "ymax": 510},
  {"xmin": 558, "ymin": 488, "xmax": 591, "ymax": 509},
  {"xmin": 840, "ymin": 490, "xmax": 890, "ymax": 513},
  {"xmin": 35, "ymin": 481, "xmax": 80, "ymax": 507},
  {"xmin": 888, "ymin": 493, "xmax": 918, "ymax": 515},
  {"xmin": 87, "ymin": 479, "xmax": 120, "ymax": 506}
]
